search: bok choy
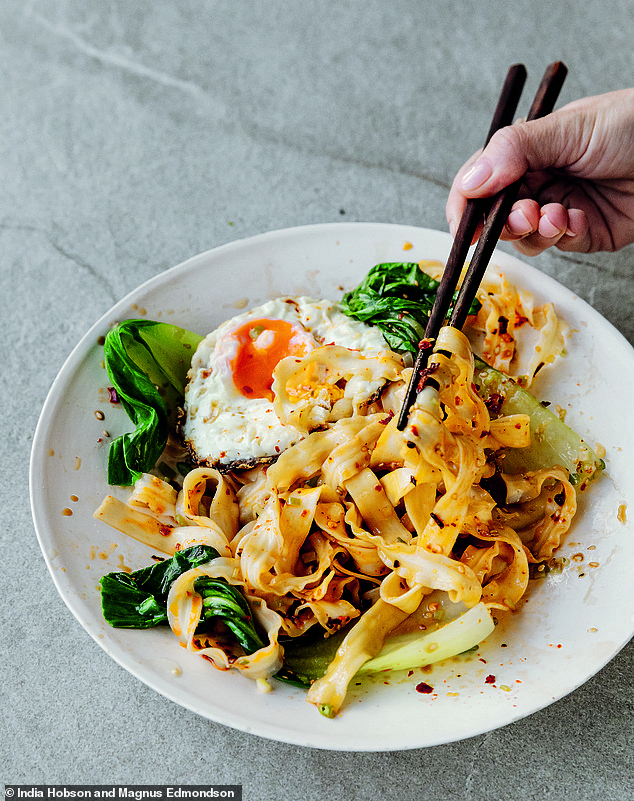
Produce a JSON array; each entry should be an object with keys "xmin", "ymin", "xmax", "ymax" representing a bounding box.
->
[
  {"xmin": 340, "ymin": 262, "xmax": 480, "ymax": 353},
  {"xmin": 194, "ymin": 576, "xmax": 265, "ymax": 654},
  {"xmin": 100, "ymin": 544, "xmax": 219, "ymax": 628},
  {"xmin": 103, "ymin": 319, "xmax": 203, "ymax": 486},
  {"xmin": 357, "ymin": 602, "xmax": 494, "ymax": 675},
  {"xmin": 278, "ymin": 602, "xmax": 495, "ymax": 688},
  {"xmin": 473, "ymin": 357, "xmax": 604, "ymax": 487},
  {"xmin": 100, "ymin": 545, "xmax": 265, "ymax": 656}
]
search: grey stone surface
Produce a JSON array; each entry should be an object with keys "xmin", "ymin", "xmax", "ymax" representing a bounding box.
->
[{"xmin": 2, "ymin": 0, "xmax": 633, "ymax": 797}]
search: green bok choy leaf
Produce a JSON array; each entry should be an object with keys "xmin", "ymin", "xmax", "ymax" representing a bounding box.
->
[
  {"xmin": 103, "ymin": 319, "xmax": 203, "ymax": 486},
  {"xmin": 100, "ymin": 545, "xmax": 265, "ymax": 655},
  {"xmin": 100, "ymin": 544, "xmax": 219, "ymax": 628},
  {"xmin": 194, "ymin": 576, "xmax": 265, "ymax": 654},
  {"xmin": 340, "ymin": 262, "xmax": 480, "ymax": 353}
]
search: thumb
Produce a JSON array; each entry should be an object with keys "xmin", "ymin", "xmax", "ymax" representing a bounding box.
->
[{"xmin": 457, "ymin": 113, "xmax": 580, "ymax": 197}]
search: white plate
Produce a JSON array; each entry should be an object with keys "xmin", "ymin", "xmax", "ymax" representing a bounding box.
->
[{"xmin": 30, "ymin": 223, "xmax": 634, "ymax": 751}]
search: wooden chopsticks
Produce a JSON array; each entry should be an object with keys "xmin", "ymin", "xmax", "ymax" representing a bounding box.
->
[{"xmin": 397, "ymin": 61, "xmax": 568, "ymax": 431}]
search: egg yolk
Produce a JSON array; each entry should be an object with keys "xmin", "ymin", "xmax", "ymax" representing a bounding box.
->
[{"xmin": 230, "ymin": 317, "xmax": 313, "ymax": 401}]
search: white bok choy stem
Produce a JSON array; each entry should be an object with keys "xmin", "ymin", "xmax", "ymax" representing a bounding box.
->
[{"xmin": 357, "ymin": 602, "xmax": 495, "ymax": 675}]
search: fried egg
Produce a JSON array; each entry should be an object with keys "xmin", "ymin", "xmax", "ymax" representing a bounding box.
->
[{"xmin": 182, "ymin": 297, "xmax": 393, "ymax": 470}]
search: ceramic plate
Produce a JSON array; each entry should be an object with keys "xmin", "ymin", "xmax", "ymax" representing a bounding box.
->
[{"xmin": 30, "ymin": 223, "xmax": 634, "ymax": 751}]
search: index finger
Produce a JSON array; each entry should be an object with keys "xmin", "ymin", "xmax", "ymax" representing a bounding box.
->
[{"xmin": 446, "ymin": 151, "xmax": 483, "ymax": 240}]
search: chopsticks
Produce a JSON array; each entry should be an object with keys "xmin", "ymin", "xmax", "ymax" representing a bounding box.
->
[{"xmin": 396, "ymin": 61, "xmax": 568, "ymax": 431}]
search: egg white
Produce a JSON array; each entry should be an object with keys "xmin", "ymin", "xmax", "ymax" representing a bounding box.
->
[{"xmin": 182, "ymin": 297, "xmax": 389, "ymax": 469}]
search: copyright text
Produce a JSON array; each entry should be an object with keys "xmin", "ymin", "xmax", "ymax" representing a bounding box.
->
[{"xmin": 4, "ymin": 788, "xmax": 242, "ymax": 801}]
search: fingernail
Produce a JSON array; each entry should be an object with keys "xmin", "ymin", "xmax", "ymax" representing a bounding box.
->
[
  {"xmin": 461, "ymin": 159, "xmax": 493, "ymax": 191},
  {"xmin": 506, "ymin": 208, "xmax": 532, "ymax": 236},
  {"xmin": 449, "ymin": 219, "xmax": 457, "ymax": 238},
  {"xmin": 539, "ymin": 215, "xmax": 561, "ymax": 238}
]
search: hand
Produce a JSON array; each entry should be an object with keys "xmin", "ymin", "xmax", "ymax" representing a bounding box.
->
[{"xmin": 446, "ymin": 89, "xmax": 634, "ymax": 255}]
